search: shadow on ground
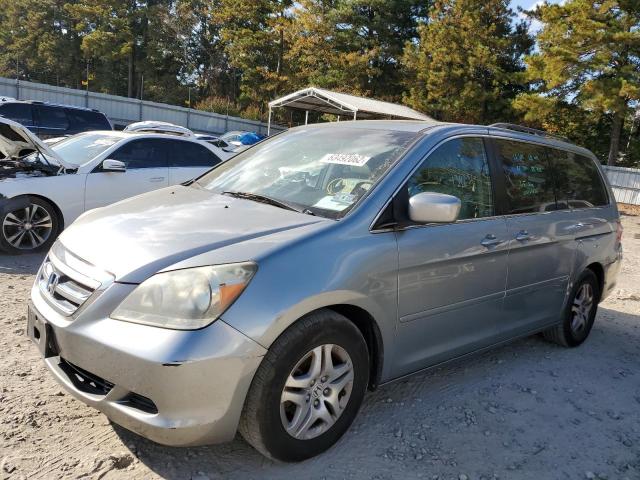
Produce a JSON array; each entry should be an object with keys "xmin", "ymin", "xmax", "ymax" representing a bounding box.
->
[
  {"xmin": 111, "ymin": 306, "xmax": 640, "ymax": 480},
  {"xmin": 0, "ymin": 253, "xmax": 45, "ymax": 275}
]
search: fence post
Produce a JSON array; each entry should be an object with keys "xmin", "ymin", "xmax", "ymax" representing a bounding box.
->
[
  {"xmin": 139, "ymin": 99, "xmax": 143, "ymax": 121},
  {"xmin": 15, "ymin": 79, "xmax": 19, "ymax": 100}
]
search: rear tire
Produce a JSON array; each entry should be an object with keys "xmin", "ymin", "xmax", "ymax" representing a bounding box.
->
[
  {"xmin": 0, "ymin": 196, "xmax": 60, "ymax": 254},
  {"xmin": 239, "ymin": 309, "xmax": 369, "ymax": 462},
  {"xmin": 543, "ymin": 269, "xmax": 600, "ymax": 347}
]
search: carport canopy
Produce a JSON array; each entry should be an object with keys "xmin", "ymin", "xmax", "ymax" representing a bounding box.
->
[{"xmin": 267, "ymin": 87, "xmax": 433, "ymax": 133}]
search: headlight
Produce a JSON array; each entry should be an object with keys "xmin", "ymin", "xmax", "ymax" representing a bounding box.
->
[{"xmin": 111, "ymin": 262, "xmax": 257, "ymax": 330}]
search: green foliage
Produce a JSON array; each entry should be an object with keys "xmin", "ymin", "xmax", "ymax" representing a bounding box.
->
[
  {"xmin": 402, "ymin": 0, "xmax": 533, "ymax": 123},
  {"xmin": 518, "ymin": 0, "xmax": 640, "ymax": 165},
  {"xmin": 0, "ymin": 0, "xmax": 637, "ymax": 167}
]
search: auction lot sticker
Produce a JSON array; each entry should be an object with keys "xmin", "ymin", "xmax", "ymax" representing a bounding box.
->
[{"xmin": 321, "ymin": 153, "xmax": 371, "ymax": 167}]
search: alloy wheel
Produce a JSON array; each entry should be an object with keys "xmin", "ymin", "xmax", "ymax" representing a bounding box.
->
[
  {"xmin": 280, "ymin": 344, "xmax": 354, "ymax": 440},
  {"xmin": 570, "ymin": 283, "xmax": 594, "ymax": 334},
  {"xmin": 2, "ymin": 204, "xmax": 53, "ymax": 250}
]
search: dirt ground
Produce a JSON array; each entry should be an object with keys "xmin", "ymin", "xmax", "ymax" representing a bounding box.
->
[{"xmin": 1, "ymin": 216, "xmax": 639, "ymax": 480}]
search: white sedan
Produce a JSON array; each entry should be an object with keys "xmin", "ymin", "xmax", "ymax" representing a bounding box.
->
[{"xmin": 0, "ymin": 118, "xmax": 233, "ymax": 253}]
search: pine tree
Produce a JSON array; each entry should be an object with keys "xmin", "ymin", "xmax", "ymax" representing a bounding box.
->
[
  {"xmin": 521, "ymin": 0, "xmax": 640, "ymax": 166},
  {"xmin": 402, "ymin": 0, "xmax": 533, "ymax": 123}
]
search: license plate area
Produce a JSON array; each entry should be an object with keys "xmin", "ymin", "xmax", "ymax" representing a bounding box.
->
[{"xmin": 27, "ymin": 304, "xmax": 59, "ymax": 358}]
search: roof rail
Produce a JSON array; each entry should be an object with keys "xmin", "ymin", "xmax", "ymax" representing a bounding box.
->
[{"xmin": 489, "ymin": 123, "xmax": 570, "ymax": 143}]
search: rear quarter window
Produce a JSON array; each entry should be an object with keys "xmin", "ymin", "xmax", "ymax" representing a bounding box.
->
[
  {"xmin": 549, "ymin": 150, "xmax": 608, "ymax": 208},
  {"xmin": 65, "ymin": 109, "xmax": 111, "ymax": 131}
]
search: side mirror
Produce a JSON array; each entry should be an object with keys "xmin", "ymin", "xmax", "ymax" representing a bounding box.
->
[
  {"xmin": 408, "ymin": 192, "xmax": 461, "ymax": 223},
  {"xmin": 102, "ymin": 159, "xmax": 126, "ymax": 172}
]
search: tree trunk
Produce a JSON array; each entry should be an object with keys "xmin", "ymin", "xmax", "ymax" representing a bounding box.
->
[
  {"xmin": 127, "ymin": 45, "xmax": 135, "ymax": 98},
  {"xmin": 607, "ymin": 111, "xmax": 623, "ymax": 166}
]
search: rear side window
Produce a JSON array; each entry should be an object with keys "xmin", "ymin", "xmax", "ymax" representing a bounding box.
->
[
  {"xmin": 494, "ymin": 139, "xmax": 556, "ymax": 214},
  {"xmin": 407, "ymin": 137, "xmax": 494, "ymax": 220},
  {"xmin": 169, "ymin": 140, "xmax": 221, "ymax": 168},
  {"xmin": 549, "ymin": 150, "xmax": 608, "ymax": 208},
  {"xmin": 65, "ymin": 108, "xmax": 110, "ymax": 131},
  {"xmin": 36, "ymin": 106, "xmax": 69, "ymax": 130},
  {"xmin": 0, "ymin": 103, "xmax": 35, "ymax": 126},
  {"xmin": 109, "ymin": 139, "xmax": 168, "ymax": 169}
]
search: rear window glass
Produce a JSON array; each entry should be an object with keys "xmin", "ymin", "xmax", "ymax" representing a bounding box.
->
[{"xmin": 495, "ymin": 139, "xmax": 556, "ymax": 214}]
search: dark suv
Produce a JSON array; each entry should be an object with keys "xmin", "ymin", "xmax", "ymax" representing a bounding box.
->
[{"xmin": 0, "ymin": 101, "xmax": 111, "ymax": 139}]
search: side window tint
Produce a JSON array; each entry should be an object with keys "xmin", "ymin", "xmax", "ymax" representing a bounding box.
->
[
  {"xmin": 495, "ymin": 139, "xmax": 556, "ymax": 214},
  {"xmin": 0, "ymin": 103, "xmax": 35, "ymax": 126},
  {"xmin": 36, "ymin": 106, "xmax": 69, "ymax": 130},
  {"xmin": 408, "ymin": 137, "xmax": 494, "ymax": 220},
  {"xmin": 170, "ymin": 141, "xmax": 221, "ymax": 167},
  {"xmin": 551, "ymin": 150, "xmax": 608, "ymax": 208},
  {"xmin": 109, "ymin": 139, "xmax": 167, "ymax": 169},
  {"xmin": 65, "ymin": 109, "xmax": 110, "ymax": 130}
]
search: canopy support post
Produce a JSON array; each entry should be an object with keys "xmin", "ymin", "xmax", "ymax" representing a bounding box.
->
[
  {"xmin": 267, "ymin": 106, "xmax": 272, "ymax": 135},
  {"xmin": 353, "ymin": 111, "xmax": 357, "ymax": 121},
  {"xmin": 305, "ymin": 110, "xmax": 309, "ymax": 125}
]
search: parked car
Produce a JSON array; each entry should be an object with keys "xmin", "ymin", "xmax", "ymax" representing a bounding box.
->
[
  {"xmin": 124, "ymin": 120, "xmax": 194, "ymax": 136},
  {"xmin": 195, "ymin": 133, "xmax": 232, "ymax": 150},
  {"xmin": 0, "ymin": 116, "xmax": 233, "ymax": 253},
  {"xmin": 0, "ymin": 100, "xmax": 111, "ymax": 140},
  {"xmin": 221, "ymin": 130, "xmax": 266, "ymax": 151},
  {"xmin": 26, "ymin": 121, "xmax": 622, "ymax": 461}
]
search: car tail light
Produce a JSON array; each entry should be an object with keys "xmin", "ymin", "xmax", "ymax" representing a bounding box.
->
[{"xmin": 616, "ymin": 220, "xmax": 623, "ymax": 244}]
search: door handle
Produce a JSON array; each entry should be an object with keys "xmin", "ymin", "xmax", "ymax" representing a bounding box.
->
[
  {"xmin": 481, "ymin": 234, "xmax": 502, "ymax": 247},
  {"xmin": 149, "ymin": 177, "xmax": 165, "ymax": 182},
  {"xmin": 515, "ymin": 230, "xmax": 530, "ymax": 242}
]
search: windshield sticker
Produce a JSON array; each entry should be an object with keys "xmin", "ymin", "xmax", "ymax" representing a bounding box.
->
[
  {"xmin": 313, "ymin": 194, "xmax": 356, "ymax": 211},
  {"xmin": 321, "ymin": 153, "xmax": 371, "ymax": 167}
]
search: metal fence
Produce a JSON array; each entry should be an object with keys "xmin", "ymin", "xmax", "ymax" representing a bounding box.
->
[
  {"xmin": 0, "ymin": 76, "xmax": 284, "ymax": 136},
  {"xmin": 603, "ymin": 165, "xmax": 640, "ymax": 206}
]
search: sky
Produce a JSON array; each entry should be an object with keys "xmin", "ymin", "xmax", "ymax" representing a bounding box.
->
[{"xmin": 511, "ymin": 0, "xmax": 564, "ymax": 33}]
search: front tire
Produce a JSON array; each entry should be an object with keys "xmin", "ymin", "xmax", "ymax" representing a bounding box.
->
[
  {"xmin": 543, "ymin": 269, "xmax": 600, "ymax": 347},
  {"xmin": 0, "ymin": 196, "xmax": 59, "ymax": 254},
  {"xmin": 239, "ymin": 309, "xmax": 369, "ymax": 462}
]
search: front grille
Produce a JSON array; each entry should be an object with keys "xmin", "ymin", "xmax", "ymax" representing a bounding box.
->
[
  {"xmin": 58, "ymin": 358, "xmax": 114, "ymax": 396},
  {"xmin": 38, "ymin": 258, "xmax": 96, "ymax": 315}
]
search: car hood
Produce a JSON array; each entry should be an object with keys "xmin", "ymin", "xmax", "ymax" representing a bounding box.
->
[
  {"xmin": 0, "ymin": 116, "xmax": 68, "ymax": 165},
  {"xmin": 58, "ymin": 186, "xmax": 326, "ymax": 283}
]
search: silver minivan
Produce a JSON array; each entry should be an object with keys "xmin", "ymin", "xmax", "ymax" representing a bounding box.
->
[{"xmin": 27, "ymin": 121, "xmax": 623, "ymax": 461}]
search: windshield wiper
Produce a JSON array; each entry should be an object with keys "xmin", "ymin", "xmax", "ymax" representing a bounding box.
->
[{"xmin": 221, "ymin": 191, "xmax": 304, "ymax": 213}]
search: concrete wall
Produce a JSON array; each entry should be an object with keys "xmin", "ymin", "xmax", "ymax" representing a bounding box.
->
[{"xmin": 0, "ymin": 77, "xmax": 284, "ymax": 136}]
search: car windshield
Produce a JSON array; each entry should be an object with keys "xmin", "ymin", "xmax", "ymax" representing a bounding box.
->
[
  {"xmin": 196, "ymin": 126, "xmax": 417, "ymax": 218},
  {"xmin": 50, "ymin": 133, "xmax": 121, "ymax": 166}
]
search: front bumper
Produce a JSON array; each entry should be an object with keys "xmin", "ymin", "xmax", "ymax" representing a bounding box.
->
[{"xmin": 28, "ymin": 279, "xmax": 266, "ymax": 446}]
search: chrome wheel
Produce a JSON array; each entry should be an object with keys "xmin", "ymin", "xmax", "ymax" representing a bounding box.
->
[
  {"xmin": 571, "ymin": 283, "xmax": 594, "ymax": 333},
  {"xmin": 2, "ymin": 204, "xmax": 53, "ymax": 250},
  {"xmin": 280, "ymin": 344, "xmax": 354, "ymax": 440}
]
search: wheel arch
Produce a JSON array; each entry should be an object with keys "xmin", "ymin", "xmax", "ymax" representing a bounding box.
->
[
  {"xmin": 4, "ymin": 193, "xmax": 65, "ymax": 230},
  {"xmin": 585, "ymin": 262, "xmax": 604, "ymax": 302},
  {"xmin": 325, "ymin": 304, "xmax": 384, "ymax": 391}
]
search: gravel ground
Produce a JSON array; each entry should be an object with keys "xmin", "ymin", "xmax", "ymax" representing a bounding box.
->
[{"xmin": 1, "ymin": 216, "xmax": 639, "ymax": 480}]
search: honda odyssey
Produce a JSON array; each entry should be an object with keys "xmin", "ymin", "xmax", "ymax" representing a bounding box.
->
[{"xmin": 27, "ymin": 120, "xmax": 622, "ymax": 461}]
